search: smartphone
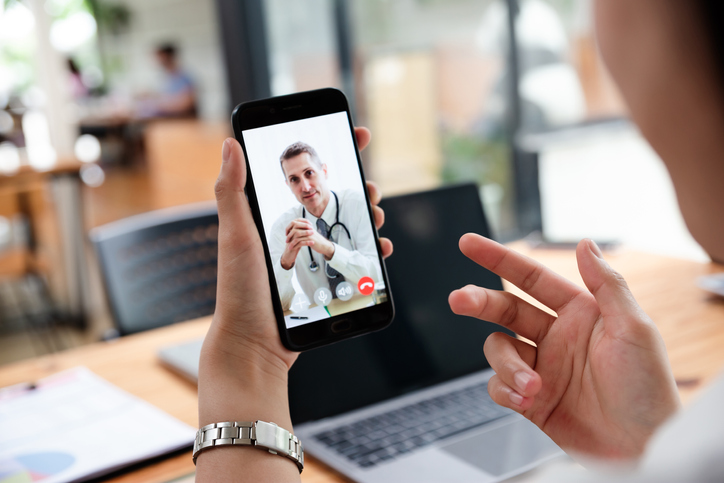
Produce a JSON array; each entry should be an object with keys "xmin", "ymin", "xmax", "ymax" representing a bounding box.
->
[{"xmin": 231, "ymin": 88, "xmax": 394, "ymax": 351}]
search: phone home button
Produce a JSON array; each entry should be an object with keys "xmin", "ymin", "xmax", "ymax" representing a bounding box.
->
[{"xmin": 330, "ymin": 319, "xmax": 351, "ymax": 333}]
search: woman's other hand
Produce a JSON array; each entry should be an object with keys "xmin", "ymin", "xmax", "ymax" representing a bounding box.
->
[{"xmin": 449, "ymin": 235, "xmax": 681, "ymax": 461}]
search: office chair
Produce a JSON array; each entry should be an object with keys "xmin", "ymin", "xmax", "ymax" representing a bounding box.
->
[{"xmin": 90, "ymin": 202, "xmax": 218, "ymax": 335}]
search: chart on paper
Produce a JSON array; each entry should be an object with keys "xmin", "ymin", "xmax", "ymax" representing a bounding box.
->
[{"xmin": 0, "ymin": 367, "xmax": 195, "ymax": 483}]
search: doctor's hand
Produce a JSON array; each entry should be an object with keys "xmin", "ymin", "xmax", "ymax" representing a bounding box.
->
[
  {"xmin": 448, "ymin": 234, "xmax": 681, "ymax": 461},
  {"xmin": 280, "ymin": 218, "xmax": 337, "ymax": 269},
  {"xmin": 280, "ymin": 218, "xmax": 316, "ymax": 269}
]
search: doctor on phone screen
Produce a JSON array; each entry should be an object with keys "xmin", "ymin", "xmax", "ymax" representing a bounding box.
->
[{"xmin": 269, "ymin": 142, "xmax": 381, "ymax": 311}]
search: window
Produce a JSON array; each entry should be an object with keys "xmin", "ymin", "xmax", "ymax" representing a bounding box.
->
[{"xmin": 264, "ymin": 0, "xmax": 515, "ymax": 238}]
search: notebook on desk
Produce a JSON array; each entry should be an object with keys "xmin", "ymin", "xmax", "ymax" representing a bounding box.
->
[
  {"xmin": 0, "ymin": 367, "xmax": 194, "ymax": 483},
  {"xmin": 158, "ymin": 184, "xmax": 563, "ymax": 482}
]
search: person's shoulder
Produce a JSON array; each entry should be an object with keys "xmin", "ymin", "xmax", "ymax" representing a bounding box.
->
[
  {"xmin": 167, "ymin": 71, "xmax": 194, "ymax": 90},
  {"xmin": 177, "ymin": 70, "xmax": 195, "ymax": 85},
  {"xmin": 339, "ymin": 188, "xmax": 366, "ymax": 205},
  {"xmin": 271, "ymin": 205, "xmax": 300, "ymax": 231}
]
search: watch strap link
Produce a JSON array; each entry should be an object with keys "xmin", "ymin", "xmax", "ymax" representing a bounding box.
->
[{"xmin": 193, "ymin": 420, "xmax": 303, "ymax": 472}]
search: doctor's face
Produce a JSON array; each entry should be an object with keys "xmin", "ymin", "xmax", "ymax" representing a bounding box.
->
[{"xmin": 282, "ymin": 152, "xmax": 331, "ymax": 216}]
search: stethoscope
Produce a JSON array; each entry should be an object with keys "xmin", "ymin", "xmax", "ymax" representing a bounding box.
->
[{"xmin": 302, "ymin": 191, "xmax": 353, "ymax": 277}]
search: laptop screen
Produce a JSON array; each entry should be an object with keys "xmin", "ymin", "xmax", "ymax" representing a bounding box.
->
[{"xmin": 289, "ymin": 184, "xmax": 511, "ymax": 424}]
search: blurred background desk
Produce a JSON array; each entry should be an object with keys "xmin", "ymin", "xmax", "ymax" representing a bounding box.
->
[
  {"xmin": 0, "ymin": 247, "xmax": 722, "ymax": 483},
  {"xmin": 0, "ymin": 158, "xmax": 89, "ymax": 353}
]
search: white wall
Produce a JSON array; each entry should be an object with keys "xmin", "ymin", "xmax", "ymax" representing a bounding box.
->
[
  {"xmin": 538, "ymin": 125, "xmax": 709, "ymax": 262},
  {"xmin": 99, "ymin": 0, "xmax": 228, "ymax": 120}
]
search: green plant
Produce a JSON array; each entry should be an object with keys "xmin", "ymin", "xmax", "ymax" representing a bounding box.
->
[
  {"xmin": 86, "ymin": 0, "xmax": 131, "ymax": 35},
  {"xmin": 440, "ymin": 133, "xmax": 510, "ymax": 187}
]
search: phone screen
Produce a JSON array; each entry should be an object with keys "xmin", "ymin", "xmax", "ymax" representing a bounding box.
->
[{"xmin": 241, "ymin": 111, "xmax": 390, "ymax": 331}]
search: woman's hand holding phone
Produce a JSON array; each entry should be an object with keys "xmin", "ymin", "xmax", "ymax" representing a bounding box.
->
[{"xmin": 196, "ymin": 127, "xmax": 388, "ymax": 481}]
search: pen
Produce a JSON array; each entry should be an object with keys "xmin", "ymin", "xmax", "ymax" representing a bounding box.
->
[
  {"xmin": 290, "ymin": 316, "xmax": 308, "ymax": 320},
  {"xmin": 0, "ymin": 381, "xmax": 37, "ymax": 391},
  {"xmin": 0, "ymin": 381, "xmax": 38, "ymax": 400}
]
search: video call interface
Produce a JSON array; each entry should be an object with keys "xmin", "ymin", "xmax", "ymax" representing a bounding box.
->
[{"xmin": 242, "ymin": 112, "xmax": 388, "ymax": 329}]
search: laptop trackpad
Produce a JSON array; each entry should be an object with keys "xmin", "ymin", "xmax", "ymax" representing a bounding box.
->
[{"xmin": 441, "ymin": 419, "xmax": 562, "ymax": 477}]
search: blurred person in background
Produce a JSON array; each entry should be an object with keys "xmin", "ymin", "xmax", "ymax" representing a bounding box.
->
[
  {"xmin": 196, "ymin": 0, "xmax": 724, "ymax": 481},
  {"xmin": 137, "ymin": 43, "xmax": 197, "ymax": 118},
  {"xmin": 67, "ymin": 59, "xmax": 89, "ymax": 99}
]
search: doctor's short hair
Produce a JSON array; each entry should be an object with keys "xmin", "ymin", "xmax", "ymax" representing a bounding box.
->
[{"xmin": 279, "ymin": 141, "xmax": 323, "ymax": 176}]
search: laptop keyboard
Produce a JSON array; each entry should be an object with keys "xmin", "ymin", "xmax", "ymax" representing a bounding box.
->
[{"xmin": 312, "ymin": 381, "xmax": 511, "ymax": 468}]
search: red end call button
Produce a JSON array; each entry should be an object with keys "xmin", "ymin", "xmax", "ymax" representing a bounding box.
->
[{"xmin": 357, "ymin": 276, "xmax": 375, "ymax": 295}]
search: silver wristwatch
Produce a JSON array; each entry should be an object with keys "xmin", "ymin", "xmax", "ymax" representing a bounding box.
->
[{"xmin": 193, "ymin": 420, "xmax": 304, "ymax": 472}]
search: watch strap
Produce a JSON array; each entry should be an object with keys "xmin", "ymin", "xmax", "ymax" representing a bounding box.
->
[{"xmin": 193, "ymin": 420, "xmax": 303, "ymax": 472}]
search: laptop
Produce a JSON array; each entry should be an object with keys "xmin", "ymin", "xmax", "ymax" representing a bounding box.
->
[{"xmin": 158, "ymin": 183, "xmax": 564, "ymax": 482}]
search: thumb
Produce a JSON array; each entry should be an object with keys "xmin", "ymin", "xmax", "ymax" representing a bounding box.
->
[
  {"xmin": 214, "ymin": 138, "xmax": 259, "ymax": 253},
  {"xmin": 576, "ymin": 239, "xmax": 645, "ymax": 320}
]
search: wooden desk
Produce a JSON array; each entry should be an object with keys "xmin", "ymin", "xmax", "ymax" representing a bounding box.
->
[
  {"xmin": 144, "ymin": 120, "xmax": 230, "ymax": 210},
  {"xmin": 327, "ymin": 294, "xmax": 378, "ymax": 316},
  {"xmin": 284, "ymin": 294, "xmax": 377, "ymax": 318},
  {"xmin": 1, "ymin": 247, "xmax": 723, "ymax": 482}
]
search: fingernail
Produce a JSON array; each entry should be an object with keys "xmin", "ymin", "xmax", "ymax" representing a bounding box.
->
[
  {"xmin": 222, "ymin": 139, "xmax": 232, "ymax": 163},
  {"xmin": 589, "ymin": 239, "xmax": 603, "ymax": 259},
  {"xmin": 509, "ymin": 390, "xmax": 523, "ymax": 406},
  {"xmin": 514, "ymin": 371, "xmax": 531, "ymax": 393}
]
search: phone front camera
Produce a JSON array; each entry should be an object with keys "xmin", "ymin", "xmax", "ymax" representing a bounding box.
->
[{"xmin": 270, "ymin": 108, "xmax": 276, "ymax": 114}]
